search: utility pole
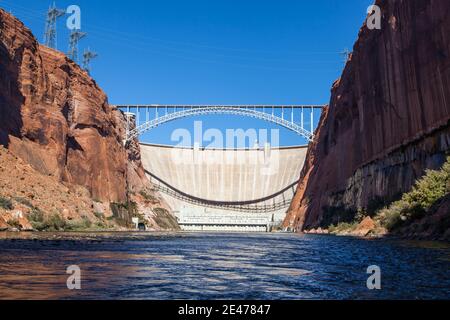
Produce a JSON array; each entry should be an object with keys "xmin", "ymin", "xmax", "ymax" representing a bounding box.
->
[
  {"xmin": 43, "ymin": 2, "xmax": 65, "ymax": 49},
  {"xmin": 68, "ymin": 29, "xmax": 87, "ymax": 63},
  {"xmin": 82, "ymin": 48, "xmax": 98, "ymax": 74}
]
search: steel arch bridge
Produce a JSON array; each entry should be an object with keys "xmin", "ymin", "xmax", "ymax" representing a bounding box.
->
[{"xmin": 115, "ymin": 105, "xmax": 325, "ymax": 143}]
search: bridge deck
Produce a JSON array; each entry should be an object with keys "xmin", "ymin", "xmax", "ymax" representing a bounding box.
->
[
  {"xmin": 114, "ymin": 105, "xmax": 326, "ymax": 109},
  {"xmin": 115, "ymin": 105, "xmax": 325, "ymax": 142}
]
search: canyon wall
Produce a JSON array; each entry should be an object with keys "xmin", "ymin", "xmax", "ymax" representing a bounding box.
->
[
  {"xmin": 285, "ymin": 0, "xmax": 450, "ymax": 230},
  {"xmin": 0, "ymin": 9, "xmax": 145, "ymax": 203}
]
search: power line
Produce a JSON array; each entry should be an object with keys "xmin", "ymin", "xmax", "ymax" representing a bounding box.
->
[
  {"xmin": 43, "ymin": 1, "xmax": 65, "ymax": 49},
  {"xmin": 2, "ymin": 0, "xmax": 342, "ymax": 58},
  {"xmin": 1, "ymin": 1, "xmax": 345, "ymax": 72},
  {"xmin": 68, "ymin": 29, "xmax": 86, "ymax": 63},
  {"xmin": 82, "ymin": 48, "xmax": 98, "ymax": 74},
  {"xmin": 340, "ymin": 48, "xmax": 351, "ymax": 66}
]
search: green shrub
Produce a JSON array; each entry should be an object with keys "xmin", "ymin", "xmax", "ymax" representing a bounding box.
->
[
  {"xmin": 96, "ymin": 220, "xmax": 108, "ymax": 229},
  {"xmin": 0, "ymin": 196, "xmax": 13, "ymax": 210},
  {"xmin": 83, "ymin": 217, "xmax": 92, "ymax": 228},
  {"xmin": 402, "ymin": 169, "xmax": 448, "ymax": 213},
  {"xmin": 140, "ymin": 191, "xmax": 158, "ymax": 203},
  {"xmin": 66, "ymin": 217, "xmax": 93, "ymax": 231},
  {"xmin": 7, "ymin": 218, "xmax": 21, "ymax": 229},
  {"xmin": 29, "ymin": 212, "xmax": 66, "ymax": 231},
  {"xmin": 46, "ymin": 213, "xmax": 67, "ymax": 231},
  {"xmin": 377, "ymin": 156, "xmax": 450, "ymax": 231},
  {"xmin": 94, "ymin": 211, "xmax": 105, "ymax": 220},
  {"xmin": 28, "ymin": 208, "xmax": 44, "ymax": 222},
  {"xmin": 14, "ymin": 197, "xmax": 34, "ymax": 208},
  {"xmin": 355, "ymin": 208, "xmax": 368, "ymax": 223},
  {"xmin": 379, "ymin": 200, "xmax": 407, "ymax": 230},
  {"xmin": 328, "ymin": 222, "xmax": 358, "ymax": 234},
  {"xmin": 28, "ymin": 208, "xmax": 46, "ymax": 231}
]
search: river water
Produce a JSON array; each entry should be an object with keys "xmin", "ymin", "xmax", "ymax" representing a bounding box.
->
[{"xmin": 0, "ymin": 232, "xmax": 448, "ymax": 300}]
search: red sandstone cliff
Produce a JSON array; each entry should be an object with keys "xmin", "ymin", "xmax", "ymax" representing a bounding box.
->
[
  {"xmin": 0, "ymin": 9, "xmax": 129, "ymax": 202},
  {"xmin": 0, "ymin": 9, "xmax": 176, "ymax": 231},
  {"xmin": 285, "ymin": 0, "xmax": 450, "ymax": 231}
]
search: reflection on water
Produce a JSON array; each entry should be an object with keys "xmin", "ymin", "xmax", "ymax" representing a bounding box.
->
[{"xmin": 0, "ymin": 232, "xmax": 449, "ymax": 300}]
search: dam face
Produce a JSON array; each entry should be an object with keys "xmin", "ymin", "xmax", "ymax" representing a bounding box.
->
[{"xmin": 140, "ymin": 143, "xmax": 308, "ymax": 232}]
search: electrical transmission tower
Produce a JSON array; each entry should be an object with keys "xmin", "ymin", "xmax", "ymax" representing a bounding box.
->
[
  {"xmin": 68, "ymin": 30, "xmax": 87, "ymax": 63},
  {"xmin": 82, "ymin": 48, "xmax": 98, "ymax": 74},
  {"xmin": 43, "ymin": 2, "xmax": 66, "ymax": 49},
  {"xmin": 340, "ymin": 48, "xmax": 351, "ymax": 66}
]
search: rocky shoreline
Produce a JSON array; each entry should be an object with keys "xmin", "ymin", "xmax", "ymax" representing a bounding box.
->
[
  {"xmin": 303, "ymin": 216, "xmax": 450, "ymax": 242},
  {"xmin": 303, "ymin": 217, "xmax": 387, "ymax": 238}
]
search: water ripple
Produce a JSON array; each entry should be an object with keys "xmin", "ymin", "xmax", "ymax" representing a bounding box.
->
[{"xmin": 0, "ymin": 232, "xmax": 449, "ymax": 299}]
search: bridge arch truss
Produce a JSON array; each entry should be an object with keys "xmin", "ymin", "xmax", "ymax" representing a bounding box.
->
[{"xmin": 115, "ymin": 105, "xmax": 325, "ymax": 143}]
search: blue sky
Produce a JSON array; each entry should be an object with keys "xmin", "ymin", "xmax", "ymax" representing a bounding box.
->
[{"xmin": 0, "ymin": 0, "xmax": 373, "ymax": 146}]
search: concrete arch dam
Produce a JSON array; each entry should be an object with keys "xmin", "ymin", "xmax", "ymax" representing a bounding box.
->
[{"xmin": 140, "ymin": 143, "xmax": 308, "ymax": 232}]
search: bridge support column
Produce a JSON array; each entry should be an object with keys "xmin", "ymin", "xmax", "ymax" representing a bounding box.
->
[{"xmin": 123, "ymin": 112, "xmax": 136, "ymax": 146}]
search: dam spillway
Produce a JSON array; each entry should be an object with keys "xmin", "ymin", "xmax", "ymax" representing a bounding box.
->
[{"xmin": 140, "ymin": 143, "xmax": 308, "ymax": 232}]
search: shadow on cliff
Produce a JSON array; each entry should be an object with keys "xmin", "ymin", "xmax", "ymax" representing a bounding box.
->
[{"xmin": 0, "ymin": 40, "xmax": 24, "ymax": 147}]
